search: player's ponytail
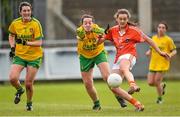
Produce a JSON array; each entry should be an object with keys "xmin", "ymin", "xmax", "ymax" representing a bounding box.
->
[{"xmin": 127, "ymin": 22, "xmax": 138, "ymax": 26}]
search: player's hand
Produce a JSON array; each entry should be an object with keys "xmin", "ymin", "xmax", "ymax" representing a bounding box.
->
[
  {"xmin": 16, "ymin": 39, "xmax": 27, "ymax": 45},
  {"xmin": 97, "ymin": 34, "xmax": 103, "ymax": 42},
  {"xmin": 9, "ymin": 47, "xmax": 15, "ymax": 59},
  {"xmin": 160, "ymin": 51, "xmax": 170, "ymax": 60},
  {"xmin": 166, "ymin": 53, "xmax": 172, "ymax": 61},
  {"xmin": 97, "ymin": 34, "xmax": 105, "ymax": 45},
  {"xmin": 97, "ymin": 34, "xmax": 103, "ymax": 39},
  {"xmin": 76, "ymin": 30, "xmax": 86, "ymax": 40}
]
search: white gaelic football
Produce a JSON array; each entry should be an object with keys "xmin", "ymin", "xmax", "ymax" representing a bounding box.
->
[{"xmin": 107, "ymin": 73, "xmax": 122, "ymax": 88}]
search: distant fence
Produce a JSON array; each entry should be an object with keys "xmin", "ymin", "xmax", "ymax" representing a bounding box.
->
[
  {"xmin": 0, "ymin": 42, "xmax": 179, "ymax": 81},
  {"xmin": 0, "ymin": 44, "xmax": 151, "ymax": 81}
]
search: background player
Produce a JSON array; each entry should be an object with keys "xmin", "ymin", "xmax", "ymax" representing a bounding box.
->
[
  {"xmin": 146, "ymin": 21, "xmax": 177, "ymax": 104},
  {"xmin": 8, "ymin": 1, "xmax": 44, "ymax": 111}
]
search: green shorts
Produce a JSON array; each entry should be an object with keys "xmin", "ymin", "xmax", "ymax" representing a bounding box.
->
[
  {"xmin": 79, "ymin": 50, "xmax": 108, "ymax": 72},
  {"xmin": 13, "ymin": 56, "xmax": 42, "ymax": 69}
]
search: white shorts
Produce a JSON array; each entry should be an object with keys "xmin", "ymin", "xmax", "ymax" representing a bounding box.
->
[{"xmin": 112, "ymin": 54, "xmax": 136, "ymax": 70}]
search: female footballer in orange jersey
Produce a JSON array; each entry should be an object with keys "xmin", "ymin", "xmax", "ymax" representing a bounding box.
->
[
  {"xmin": 146, "ymin": 22, "xmax": 176, "ymax": 104},
  {"xmin": 98, "ymin": 9, "xmax": 169, "ymax": 95},
  {"xmin": 77, "ymin": 14, "xmax": 145, "ymax": 111},
  {"xmin": 8, "ymin": 2, "xmax": 43, "ymax": 111}
]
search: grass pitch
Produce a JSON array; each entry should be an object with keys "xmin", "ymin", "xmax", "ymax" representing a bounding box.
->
[{"xmin": 0, "ymin": 80, "xmax": 180, "ymax": 116}]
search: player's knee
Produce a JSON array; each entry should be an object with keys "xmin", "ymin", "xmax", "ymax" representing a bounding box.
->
[
  {"xmin": 154, "ymin": 81, "xmax": 160, "ymax": 86},
  {"xmin": 119, "ymin": 69, "xmax": 128, "ymax": 75},
  {"xmin": 25, "ymin": 82, "xmax": 33, "ymax": 90},
  {"xmin": 103, "ymin": 74, "xmax": 109, "ymax": 81},
  {"xmin": 9, "ymin": 78, "xmax": 16, "ymax": 84},
  {"xmin": 155, "ymin": 79, "xmax": 161, "ymax": 83},
  {"xmin": 9, "ymin": 74, "xmax": 18, "ymax": 83},
  {"xmin": 84, "ymin": 81, "xmax": 93, "ymax": 89},
  {"xmin": 148, "ymin": 82, "xmax": 155, "ymax": 86}
]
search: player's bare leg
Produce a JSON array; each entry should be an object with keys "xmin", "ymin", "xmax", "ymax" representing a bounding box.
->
[
  {"xmin": 81, "ymin": 69, "xmax": 101, "ymax": 110},
  {"xmin": 111, "ymin": 87, "xmax": 144, "ymax": 111},
  {"xmin": 147, "ymin": 72, "xmax": 156, "ymax": 86},
  {"xmin": 119, "ymin": 59, "xmax": 140, "ymax": 94},
  {"xmin": 98, "ymin": 62, "xmax": 127, "ymax": 108},
  {"xmin": 154, "ymin": 72, "xmax": 164, "ymax": 104},
  {"xmin": 25, "ymin": 66, "xmax": 38, "ymax": 111},
  {"xmin": 110, "ymin": 69, "xmax": 127, "ymax": 107},
  {"xmin": 9, "ymin": 64, "xmax": 25, "ymax": 104}
]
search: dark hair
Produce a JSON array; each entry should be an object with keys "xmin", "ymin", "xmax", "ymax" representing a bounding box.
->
[
  {"xmin": 114, "ymin": 9, "xmax": 131, "ymax": 19},
  {"xmin": 114, "ymin": 8, "xmax": 137, "ymax": 26},
  {"xmin": 158, "ymin": 21, "xmax": 168, "ymax": 30},
  {"xmin": 19, "ymin": 1, "xmax": 32, "ymax": 12},
  {"xmin": 80, "ymin": 14, "xmax": 95, "ymax": 24}
]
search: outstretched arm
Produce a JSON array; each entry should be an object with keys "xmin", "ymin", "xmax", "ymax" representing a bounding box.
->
[
  {"xmin": 26, "ymin": 40, "xmax": 42, "ymax": 47},
  {"xmin": 144, "ymin": 36, "xmax": 170, "ymax": 59},
  {"xmin": 97, "ymin": 24, "xmax": 110, "ymax": 45}
]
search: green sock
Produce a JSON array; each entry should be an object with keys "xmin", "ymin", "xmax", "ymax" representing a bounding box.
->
[
  {"xmin": 94, "ymin": 100, "xmax": 100, "ymax": 106},
  {"xmin": 158, "ymin": 96, "xmax": 162, "ymax": 101},
  {"xmin": 27, "ymin": 101, "xmax": 32, "ymax": 106},
  {"xmin": 115, "ymin": 95, "xmax": 121, "ymax": 100},
  {"xmin": 16, "ymin": 86, "xmax": 23, "ymax": 92}
]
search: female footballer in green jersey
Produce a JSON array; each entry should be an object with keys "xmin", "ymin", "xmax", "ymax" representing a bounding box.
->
[
  {"xmin": 8, "ymin": 2, "xmax": 43, "ymax": 111},
  {"xmin": 76, "ymin": 14, "xmax": 144, "ymax": 111},
  {"xmin": 146, "ymin": 21, "xmax": 176, "ymax": 104}
]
